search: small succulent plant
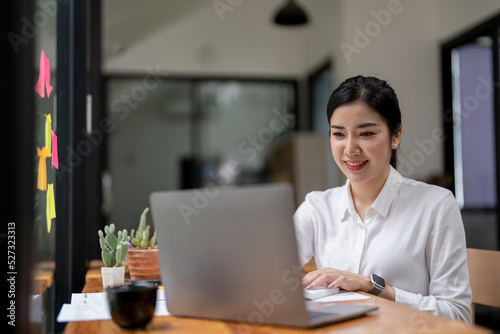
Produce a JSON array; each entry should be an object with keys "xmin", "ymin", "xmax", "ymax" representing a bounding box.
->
[
  {"xmin": 98, "ymin": 224, "xmax": 130, "ymax": 267},
  {"xmin": 130, "ymin": 207, "xmax": 157, "ymax": 249}
]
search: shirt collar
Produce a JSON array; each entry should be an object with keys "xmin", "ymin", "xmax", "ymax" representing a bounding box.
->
[
  {"xmin": 338, "ymin": 165, "xmax": 403, "ymax": 221},
  {"xmin": 337, "ymin": 183, "xmax": 350, "ymax": 222},
  {"xmin": 338, "ymin": 180, "xmax": 353, "ymax": 222}
]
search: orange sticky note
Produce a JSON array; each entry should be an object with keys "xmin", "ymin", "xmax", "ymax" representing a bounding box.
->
[
  {"xmin": 51, "ymin": 130, "xmax": 59, "ymax": 169},
  {"xmin": 34, "ymin": 50, "xmax": 53, "ymax": 98},
  {"xmin": 45, "ymin": 114, "xmax": 52, "ymax": 152},
  {"xmin": 46, "ymin": 183, "xmax": 56, "ymax": 233},
  {"xmin": 37, "ymin": 146, "xmax": 51, "ymax": 191}
]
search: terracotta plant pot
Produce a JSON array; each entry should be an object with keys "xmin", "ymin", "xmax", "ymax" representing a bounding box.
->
[{"xmin": 126, "ymin": 248, "xmax": 161, "ymax": 280}]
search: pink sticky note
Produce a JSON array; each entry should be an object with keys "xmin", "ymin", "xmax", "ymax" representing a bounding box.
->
[
  {"xmin": 34, "ymin": 50, "xmax": 53, "ymax": 98},
  {"xmin": 51, "ymin": 130, "xmax": 59, "ymax": 169}
]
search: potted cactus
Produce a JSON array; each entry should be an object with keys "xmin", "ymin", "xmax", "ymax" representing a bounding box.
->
[
  {"xmin": 98, "ymin": 223, "xmax": 130, "ymax": 288},
  {"xmin": 126, "ymin": 207, "xmax": 161, "ymax": 280}
]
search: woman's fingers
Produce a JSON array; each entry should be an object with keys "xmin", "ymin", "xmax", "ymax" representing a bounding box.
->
[
  {"xmin": 302, "ymin": 268, "xmax": 339, "ymax": 289},
  {"xmin": 302, "ymin": 268, "xmax": 367, "ymax": 292},
  {"xmin": 302, "ymin": 270, "xmax": 322, "ymax": 288},
  {"xmin": 327, "ymin": 276, "xmax": 347, "ymax": 290},
  {"xmin": 305, "ymin": 277, "xmax": 330, "ymax": 290}
]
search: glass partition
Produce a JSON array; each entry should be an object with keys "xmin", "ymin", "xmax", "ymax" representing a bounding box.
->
[
  {"xmin": 31, "ymin": 0, "xmax": 58, "ymax": 332},
  {"xmin": 441, "ymin": 16, "xmax": 500, "ymax": 252},
  {"xmin": 105, "ymin": 78, "xmax": 296, "ymax": 232},
  {"xmin": 450, "ymin": 38, "xmax": 497, "ymax": 209},
  {"xmin": 198, "ymin": 81, "xmax": 296, "ymax": 186}
]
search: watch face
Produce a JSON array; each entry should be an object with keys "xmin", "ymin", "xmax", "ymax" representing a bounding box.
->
[{"xmin": 372, "ymin": 274, "xmax": 385, "ymax": 286}]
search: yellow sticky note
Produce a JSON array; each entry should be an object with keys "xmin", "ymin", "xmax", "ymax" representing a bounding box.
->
[
  {"xmin": 46, "ymin": 183, "xmax": 56, "ymax": 233},
  {"xmin": 45, "ymin": 114, "xmax": 52, "ymax": 152}
]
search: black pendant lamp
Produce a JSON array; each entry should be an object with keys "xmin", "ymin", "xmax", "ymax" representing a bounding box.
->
[{"xmin": 273, "ymin": 0, "xmax": 309, "ymax": 26}]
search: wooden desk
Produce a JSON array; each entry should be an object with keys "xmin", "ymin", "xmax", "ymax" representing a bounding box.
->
[
  {"xmin": 32, "ymin": 261, "xmax": 55, "ymax": 299},
  {"xmin": 64, "ymin": 272, "xmax": 491, "ymax": 334}
]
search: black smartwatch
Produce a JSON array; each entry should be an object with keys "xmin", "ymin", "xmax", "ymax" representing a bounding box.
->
[{"xmin": 368, "ymin": 274, "xmax": 385, "ymax": 296}]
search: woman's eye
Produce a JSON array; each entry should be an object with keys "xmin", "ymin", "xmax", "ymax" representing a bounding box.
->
[
  {"xmin": 360, "ymin": 132, "xmax": 374, "ymax": 137},
  {"xmin": 332, "ymin": 132, "xmax": 344, "ymax": 137}
]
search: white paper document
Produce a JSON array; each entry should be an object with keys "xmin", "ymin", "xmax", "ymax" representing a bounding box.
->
[
  {"xmin": 303, "ymin": 287, "xmax": 340, "ymax": 300},
  {"xmin": 57, "ymin": 290, "xmax": 169, "ymax": 323},
  {"xmin": 57, "ymin": 290, "xmax": 369, "ymax": 322}
]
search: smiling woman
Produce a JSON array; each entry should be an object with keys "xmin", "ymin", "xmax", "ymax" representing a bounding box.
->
[
  {"xmin": 294, "ymin": 75, "xmax": 473, "ymax": 324},
  {"xmin": 327, "ymin": 76, "xmax": 402, "ymax": 169},
  {"xmin": 329, "ymin": 101, "xmax": 399, "ymax": 195}
]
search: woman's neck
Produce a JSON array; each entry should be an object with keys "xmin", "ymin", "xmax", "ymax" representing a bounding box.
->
[{"xmin": 349, "ymin": 167, "xmax": 391, "ymax": 220}]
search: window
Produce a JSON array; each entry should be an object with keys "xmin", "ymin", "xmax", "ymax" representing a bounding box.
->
[
  {"xmin": 441, "ymin": 14, "xmax": 500, "ymax": 249},
  {"xmin": 105, "ymin": 77, "xmax": 297, "ymax": 233}
]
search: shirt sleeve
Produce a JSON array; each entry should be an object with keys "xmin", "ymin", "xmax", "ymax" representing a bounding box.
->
[
  {"xmin": 293, "ymin": 199, "xmax": 316, "ymax": 268},
  {"xmin": 394, "ymin": 192, "xmax": 472, "ymax": 324}
]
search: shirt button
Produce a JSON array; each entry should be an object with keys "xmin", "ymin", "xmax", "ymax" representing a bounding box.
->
[{"xmin": 354, "ymin": 252, "xmax": 360, "ymax": 258}]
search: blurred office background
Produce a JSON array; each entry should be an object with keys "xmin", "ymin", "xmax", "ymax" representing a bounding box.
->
[
  {"xmin": 102, "ymin": 0, "xmax": 500, "ymax": 250},
  {"xmin": 102, "ymin": 3, "xmax": 500, "ymax": 328}
]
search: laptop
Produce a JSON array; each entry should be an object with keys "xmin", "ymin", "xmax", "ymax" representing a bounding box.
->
[{"xmin": 149, "ymin": 183, "xmax": 378, "ymax": 328}]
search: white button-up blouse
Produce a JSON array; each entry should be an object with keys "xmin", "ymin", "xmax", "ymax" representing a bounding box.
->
[{"xmin": 293, "ymin": 166, "xmax": 472, "ymax": 323}]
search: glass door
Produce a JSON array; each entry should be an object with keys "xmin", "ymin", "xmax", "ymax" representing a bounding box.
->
[
  {"xmin": 31, "ymin": 0, "xmax": 58, "ymax": 332},
  {"xmin": 105, "ymin": 78, "xmax": 297, "ymax": 233},
  {"xmin": 441, "ymin": 14, "xmax": 500, "ymax": 251},
  {"xmin": 450, "ymin": 37, "xmax": 497, "ymax": 209}
]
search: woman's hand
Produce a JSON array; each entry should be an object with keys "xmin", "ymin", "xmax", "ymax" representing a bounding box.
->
[
  {"xmin": 302, "ymin": 267, "xmax": 371, "ymax": 292},
  {"xmin": 303, "ymin": 267, "xmax": 396, "ymax": 301}
]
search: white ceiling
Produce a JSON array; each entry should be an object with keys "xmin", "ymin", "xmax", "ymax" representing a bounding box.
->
[{"xmin": 103, "ymin": 0, "xmax": 209, "ymax": 59}]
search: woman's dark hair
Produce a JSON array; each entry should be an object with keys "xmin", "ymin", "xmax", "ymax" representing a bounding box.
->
[{"xmin": 326, "ymin": 75, "xmax": 402, "ymax": 168}]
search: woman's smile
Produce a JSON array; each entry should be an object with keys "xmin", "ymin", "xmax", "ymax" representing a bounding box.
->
[{"xmin": 344, "ymin": 160, "xmax": 368, "ymax": 171}]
